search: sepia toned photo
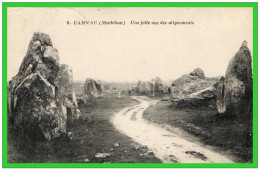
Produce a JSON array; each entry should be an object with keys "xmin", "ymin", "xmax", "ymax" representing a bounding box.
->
[{"xmin": 6, "ymin": 6, "xmax": 254, "ymax": 164}]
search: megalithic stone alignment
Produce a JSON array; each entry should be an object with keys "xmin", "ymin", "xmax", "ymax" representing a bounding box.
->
[
  {"xmin": 216, "ymin": 41, "xmax": 253, "ymax": 117},
  {"xmin": 8, "ymin": 32, "xmax": 80, "ymax": 140},
  {"xmin": 84, "ymin": 78, "xmax": 98, "ymax": 106}
]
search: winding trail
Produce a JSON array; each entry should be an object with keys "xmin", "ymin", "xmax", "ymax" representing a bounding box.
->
[{"xmin": 111, "ymin": 96, "xmax": 234, "ymax": 163}]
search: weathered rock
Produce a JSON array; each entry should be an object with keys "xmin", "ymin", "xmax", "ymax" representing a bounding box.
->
[
  {"xmin": 84, "ymin": 78, "xmax": 98, "ymax": 105},
  {"xmin": 189, "ymin": 68, "xmax": 205, "ymax": 79},
  {"xmin": 216, "ymin": 76, "xmax": 226, "ymax": 113},
  {"xmin": 216, "ymin": 41, "xmax": 252, "ymax": 116},
  {"xmin": 153, "ymin": 77, "xmax": 164, "ymax": 95},
  {"xmin": 170, "ymin": 69, "xmax": 218, "ymax": 99},
  {"xmin": 148, "ymin": 81, "xmax": 155, "ymax": 96},
  {"xmin": 8, "ymin": 32, "xmax": 73, "ymax": 141},
  {"xmin": 12, "ymin": 72, "xmax": 66, "ymax": 140},
  {"xmin": 172, "ymin": 85, "xmax": 217, "ymax": 108},
  {"xmin": 134, "ymin": 77, "xmax": 164, "ymax": 96},
  {"xmin": 136, "ymin": 81, "xmax": 150, "ymax": 95},
  {"xmin": 55, "ymin": 64, "xmax": 81, "ymax": 123},
  {"xmin": 17, "ymin": 33, "xmax": 59, "ymax": 86},
  {"xmin": 95, "ymin": 80, "xmax": 104, "ymax": 97},
  {"xmin": 170, "ymin": 68, "xmax": 219, "ymax": 108}
]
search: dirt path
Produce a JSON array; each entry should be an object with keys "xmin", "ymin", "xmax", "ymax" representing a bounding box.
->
[{"xmin": 112, "ymin": 96, "xmax": 234, "ymax": 163}]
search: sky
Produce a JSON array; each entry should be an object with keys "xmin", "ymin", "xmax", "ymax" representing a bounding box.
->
[{"xmin": 7, "ymin": 7, "xmax": 253, "ymax": 82}]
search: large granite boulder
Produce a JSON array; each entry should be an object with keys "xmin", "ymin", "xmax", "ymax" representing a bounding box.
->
[
  {"xmin": 172, "ymin": 85, "xmax": 218, "ymax": 108},
  {"xmin": 8, "ymin": 32, "xmax": 74, "ymax": 141},
  {"xmin": 84, "ymin": 78, "xmax": 98, "ymax": 105},
  {"xmin": 170, "ymin": 68, "xmax": 217, "ymax": 99},
  {"xmin": 55, "ymin": 64, "xmax": 81, "ymax": 124},
  {"xmin": 12, "ymin": 72, "xmax": 66, "ymax": 140},
  {"xmin": 170, "ymin": 68, "xmax": 219, "ymax": 108},
  {"xmin": 216, "ymin": 41, "xmax": 252, "ymax": 117}
]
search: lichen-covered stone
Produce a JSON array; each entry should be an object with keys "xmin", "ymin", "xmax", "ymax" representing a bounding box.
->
[
  {"xmin": 170, "ymin": 69, "xmax": 218, "ymax": 99},
  {"xmin": 12, "ymin": 72, "xmax": 66, "ymax": 140},
  {"xmin": 8, "ymin": 32, "xmax": 74, "ymax": 141},
  {"xmin": 216, "ymin": 41, "xmax": 252, "ymax": 116},
  {"xmin": 84, "ymin": 78, "xmax": 98, "ymax": 105},
  {"xmin": 172, "ymin": 85, "xmax": 217, "ymax": 108},
  {"xmin": 55, "ymin": 64, "xmax": 81, "ymax": 122}
]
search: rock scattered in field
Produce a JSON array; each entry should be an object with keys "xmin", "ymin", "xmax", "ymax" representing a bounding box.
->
[
  {"xmin": 171, "ymin": 68, "xmax": 218, "ymax": 99},
  {"xmin": 114, "ymin": 142, "xmax": 119, "ymax": 147},
  {"xmin": 170, "ymin": 68, "xmax": 219, "ymax": 108},
  {"xmin": 129, "ymin": 77, "xmax": 168, "ymax": 96},
  {"xmin": 216, "ymin": 41, "xmax": 252, "ymax": 117},
  {"xmin": 95, "ymin": 153, "xmax": 111, "ymax": 158},
  {"xmin": 185, "ymin": 151, "xmax": 207, "ymax": 161},
  {"xmin": 84, "ymin": 158, "xmax": 90, "ymax": 162},
  {"xmin": 83, "ymin": 78, "xmax": 103, "ymax": 105}
]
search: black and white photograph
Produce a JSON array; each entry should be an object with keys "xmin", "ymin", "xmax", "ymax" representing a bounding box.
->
[{"xmin": 6, "ymin": 7, "xmax": 253, "ymax": 164}]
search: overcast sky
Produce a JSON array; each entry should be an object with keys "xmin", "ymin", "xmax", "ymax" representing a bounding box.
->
[{"xmin": 8, "ymin": 7, "xmax": 253, "ymax": 82}]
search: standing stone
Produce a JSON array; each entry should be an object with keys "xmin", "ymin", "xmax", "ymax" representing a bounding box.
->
[
  {"xmin": 95, "ymin": 80, "xmax": 104, "ymax": 98},
  {"xmin": 216, "ymin": 76, "xmax": 226, "ymax": 113},
  {"xmin": 216, "ymin": 41, "xmax": 252, "ymax": 117},
  {"xmin": 8, "ymin": 32, "xmax": 69, "ymax": 141},
  {"xmin": 55, "ymin": 64, "xmax": 81, "ymax": 125},
  {"xmin": 136, "ymin": 81, "xmax": 150, "ymax": 95},
  {"xmin": 84, "ymin": 78, "xmax": 98, "ymax": 105},
  {"xmin": 154, "ymin": 77, "xmax": 164, "ymax": 95}
]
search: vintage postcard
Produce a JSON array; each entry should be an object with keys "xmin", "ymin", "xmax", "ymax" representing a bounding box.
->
[{"xmin": 3, "ymin": 2, "xmax": 257, "ymax": 168}]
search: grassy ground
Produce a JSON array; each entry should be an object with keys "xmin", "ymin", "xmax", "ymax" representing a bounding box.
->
[
  {"xmin": 8, "ymin": 97, "xmax": 161, "ymax": 163},
  {"xmin": 143, "ymin": 100, "xmax": 252, "ymax": 163}
]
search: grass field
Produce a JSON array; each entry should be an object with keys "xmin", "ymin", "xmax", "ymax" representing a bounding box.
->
[
  {"xmin": 143, "ymin": 100, "xmax": 252, "ymax": 163},
  {"xmin": 8, "ymin": 97, "xmax": 161, "ymax": 163}
]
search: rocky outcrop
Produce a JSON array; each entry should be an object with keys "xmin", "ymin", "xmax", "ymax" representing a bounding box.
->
[
  {"xmin": 8, "ymin": 32, "xmax": 77, "ymax": 141},
  {"xmin": 216, "ymin": 41, "xmax": 252, "ymax": 117},
  {"xmin": 55, "ymin": 64, "xmax": 81, "ymax": 124}
]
